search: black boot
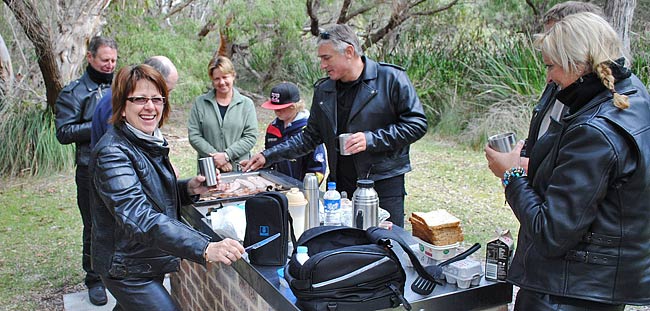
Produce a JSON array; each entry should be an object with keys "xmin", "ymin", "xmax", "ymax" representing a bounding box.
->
[{"xmin": 88, "ymin": 285, "xmax": 108, "ymax": 306}]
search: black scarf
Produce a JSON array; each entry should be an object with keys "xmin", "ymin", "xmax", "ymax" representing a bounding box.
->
[
  {"xmin": 86, "ymin": 64, "xmax": 114, "ymax": 85},
  {"xmin": 557, "ymin": 58, "xmax": 631, "ymax": 114}
]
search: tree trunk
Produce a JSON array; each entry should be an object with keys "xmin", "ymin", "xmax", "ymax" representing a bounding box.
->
[
  {"xmin": 54, "ymin": 0, "xmax": 112, "ymax": 84},
  {"xmin": 2, "ymin": 0, "xmax": 111, "ymax": 111},
  {"xmin": 3, "ymin": 0, "xmax": 61, "ymax": 110},
  {"xmin": 605, "ymin": 0, "xmax": 636, "ymax": 63},
  {"xmin": 0, "ymin": 33, "xmax": 13, "ymax": 99}
]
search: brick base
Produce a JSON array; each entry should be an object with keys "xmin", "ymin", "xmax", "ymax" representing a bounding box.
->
[{"xmin": 170, "ymin": 260, "xmax": 273, "ymax": 311}]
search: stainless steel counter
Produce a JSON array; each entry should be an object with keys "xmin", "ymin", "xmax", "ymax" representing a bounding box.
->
[{"xmin": 181, "ymin": 203, "xmax": 512, "ymax": 310}]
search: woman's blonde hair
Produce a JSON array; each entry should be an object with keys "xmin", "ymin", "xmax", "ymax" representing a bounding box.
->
[
  {"xmin": 207, "ymin": 55, "xmax": 236, "ymax": 78},
  {"xmin": 534, "ymin": 12, "xmax": 629, "ymax": 109}
]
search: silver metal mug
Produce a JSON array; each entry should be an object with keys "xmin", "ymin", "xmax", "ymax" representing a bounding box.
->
[
  {"xmin": 338, "ymin": 133, "xmax": 352, "ymax": 156},
  {"xmin": 488, "ymin": 132, "xmax": 517, "ymax": 153},
  {"xmin": 198, "ymin": 157, "xmax": 218, "ymax": 187}
]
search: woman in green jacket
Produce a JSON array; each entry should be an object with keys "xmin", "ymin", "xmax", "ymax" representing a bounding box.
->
[{"xmin": 188, "ymin": 56, "xmax": 258, "ymax": 172}]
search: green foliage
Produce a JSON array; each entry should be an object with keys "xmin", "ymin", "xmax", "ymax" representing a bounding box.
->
[{"xmin": 0, "ymin": 103, "xmax": 74, "ymax": 177}]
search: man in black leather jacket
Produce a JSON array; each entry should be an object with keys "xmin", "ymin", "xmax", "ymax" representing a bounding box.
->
[
  {"xmin": 55, "ymin": 36, "xmax": 117, "ymax": 306},
  {"xmin": 487, "ymin": 13, "xmax": 650, "ymax": 309},
  {"xmin": 243, "ymin": 24, "xmax": 427, "ymax": 227}
]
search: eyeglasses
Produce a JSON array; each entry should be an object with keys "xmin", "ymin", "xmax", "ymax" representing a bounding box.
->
[
  {"xmin": 127, "ymin": 96, "xmax": 166, "ymax": 106},
  {"xmin": 319, "ymin": 31, "xmax": 354, "ymax": 47}
]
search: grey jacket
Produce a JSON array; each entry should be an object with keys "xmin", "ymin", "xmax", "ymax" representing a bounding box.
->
[
  {"xmin": 55, "ymin": 71, "xmax": 111, "ymax": 166},
  {"xmin": 263, "ymin": 57, "xmax": 427, "ymax": 182}
]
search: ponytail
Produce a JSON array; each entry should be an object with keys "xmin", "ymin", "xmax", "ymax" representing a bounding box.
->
[{"xmin": 596, "ymin": 62, "xmax": 629, "ymax": 109}]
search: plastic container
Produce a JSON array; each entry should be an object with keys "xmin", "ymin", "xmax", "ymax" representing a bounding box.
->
[
  {"xmin": 339, "ymin": 191, "xmax": 353, "ymax": 227},
  {"xmin": 323, "ymin": 182, "xmax": 341, "ymax": 226},
  {"xmin": 413, "ymin": 237, "xmax": 459, "ymax": 261},
  {"xmin": 296, "ymin": 246, "xmax": 310, "ymax": 265},
  {"xmin": 442, "ymin": 258, "xmax": 483, "ymax": 289},
  {"xmin": 277, "ymin": 268, "xmax": 289, "ymax": 289},
  {"xmin": 286, "ymin": 188, "xmax": 308, "ymax": 238}
]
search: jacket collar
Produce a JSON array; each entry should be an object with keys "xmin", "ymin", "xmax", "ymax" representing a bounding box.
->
[
  {"xmin": 316, "ymin": 57, "xmax": 380, "ymax": 129},
  {"xmin": 116, "ymin": 122, "xmax": 169, "ymax": 157}
]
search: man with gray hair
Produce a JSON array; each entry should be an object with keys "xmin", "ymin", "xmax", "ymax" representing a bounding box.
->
[
  {"xmin": 90, "ymin": 56, "xmax": 179, "ymax": 148},
  {"xmin": 243, "ymin": 24, "xmax": 428, "ymax": 227},
  {"xmin": 55, "ymin": 35, "xmax": 118, "ymax": 306}
]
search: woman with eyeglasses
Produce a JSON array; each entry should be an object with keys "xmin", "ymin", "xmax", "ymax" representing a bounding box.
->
[
  {"xmin": 90, "ymin": 64, "xmax": 245, "ymax": 311},
  {"xmin": 485, "ymin": 13, "xmax": 650, "ymax": 309},
  {"xmin": 188, "ymin": 56, "xmax": 258, "ymax": 172}
]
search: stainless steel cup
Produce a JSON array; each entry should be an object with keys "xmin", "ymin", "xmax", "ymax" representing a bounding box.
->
[
  {"xmin": 338, "ymin": 133, "xmax": 352, "ymax": 156},
  {"xmin": 198, "ymin": 157, "xmax": 218, "ymax": 187},
  {"xmin": 488, "ymin": 132, "xmax": 517, "ymax": 153}
]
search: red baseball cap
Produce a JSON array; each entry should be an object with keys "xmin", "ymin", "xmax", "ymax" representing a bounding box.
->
[{"xmin": 262, "ymin": 82, "xmax": 301, "ymax": 110}]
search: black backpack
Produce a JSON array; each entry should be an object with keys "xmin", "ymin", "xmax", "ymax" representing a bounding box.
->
[
  {"xmin": 284, "ymin": 226, "xmax": 420, "ymax": 311},
  {"xmin": 244, "ymin": 191, "xmax": 297, "ymax": 266}
]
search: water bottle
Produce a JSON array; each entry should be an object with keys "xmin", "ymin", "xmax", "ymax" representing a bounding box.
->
[
  {"xmin": 323, "ymin": 182, "xmax": 341, "ymax": 226},
  {"xmin": 303, "ymin": 173, "xmax": 320, "ymax": 229},
  {"xmin": 340, "ymin": 191, "xmax": 353, "ymax": 227},
  {"xmin": 296, "ymin": 246, "xmax": 310, "ymax": 265},
  {"xmin": 353, "ymin": 179, "xmax": 379, "ymax": 229}
]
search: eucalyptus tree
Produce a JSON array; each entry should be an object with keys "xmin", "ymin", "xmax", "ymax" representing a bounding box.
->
[{"xmin": 1, "ymin": 0, "xmax": 111, "ymax": 110}]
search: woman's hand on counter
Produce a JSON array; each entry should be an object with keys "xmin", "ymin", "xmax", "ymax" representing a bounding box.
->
[{"xmin": 204, "ymin": 238, "xmax": 246, "ymax": 265}]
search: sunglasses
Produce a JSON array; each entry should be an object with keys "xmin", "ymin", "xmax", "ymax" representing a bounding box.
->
[
  {"xmin": 127, "ymin": 96, "xmax": 166, "ymax": 106},
  {"xmin": 319, "ymin": 31, "xmax": 355, "ymax": 47}
]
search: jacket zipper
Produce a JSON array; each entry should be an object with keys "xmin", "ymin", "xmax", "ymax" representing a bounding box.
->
[{"xmin": 311, "ymin": 256, "xmax": 390, "ymax": 288}]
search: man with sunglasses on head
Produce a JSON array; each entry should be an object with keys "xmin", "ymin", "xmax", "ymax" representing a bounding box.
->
[
  {"xmin": 243, "ymin": 24, "xmax": 428, "ymax": 227},
  {"xmin": 55, "ymin": 35, "xmax": 118, "ymax": 306},
  {"xmin": 91, "ymin": 56, "xmax": 179, "ymax": 149}
]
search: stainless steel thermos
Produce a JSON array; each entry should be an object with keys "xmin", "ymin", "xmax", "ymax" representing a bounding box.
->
[
  {"xmin": 353, "ymin": 179, "xmax": 379, "ymax": 229},
  {"xmin": 303, "ymin": 173, "xmax": 321, "ymax": 228}
]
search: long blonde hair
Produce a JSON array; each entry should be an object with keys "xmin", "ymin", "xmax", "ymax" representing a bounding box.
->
[{"xmin": 534, "ymin": 12, "xmax": 629, "ymax": 109}]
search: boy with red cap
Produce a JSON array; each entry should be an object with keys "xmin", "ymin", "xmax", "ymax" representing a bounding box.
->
[{"xmin": 262, "ymin": 82, "xmax": 326, "ymax": 183}]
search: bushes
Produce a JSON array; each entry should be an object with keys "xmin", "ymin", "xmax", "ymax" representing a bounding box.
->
[{"xmin": 0, "ymin": 103, "xmax": 74, "ymax": 176}]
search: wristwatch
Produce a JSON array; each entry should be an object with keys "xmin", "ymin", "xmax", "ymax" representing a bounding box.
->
[{"xmin": 224, "ymin": 152, "xmax": 230, "ymax": 162}]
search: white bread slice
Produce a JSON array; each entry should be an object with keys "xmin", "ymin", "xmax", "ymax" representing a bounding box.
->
[{"xmin": 411, "ymin": 209, "xmax": 461, "ymax": 230}]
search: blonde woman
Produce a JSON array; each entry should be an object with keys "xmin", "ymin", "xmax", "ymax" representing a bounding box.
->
[
  {"xmin": 486, "ymin": 12, "xmax": 650, "ymax": 310},
  {"xmin": 188, "ymin": 56, "xmax": 258, "ymax": 172}
]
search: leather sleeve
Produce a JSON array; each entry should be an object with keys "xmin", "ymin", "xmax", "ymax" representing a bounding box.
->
[
  {"xmin": 364, "ymin": 70, "xmax": 428, "ymax": 153},
  {"xmin": 94, "ymin": 144, "xmax": 210, "ymax": 264},
  {"xmin": 55, "ymin": 86, "xmax": 91, "ymax": 145},
  {"xmin": 505, "ymin": 123, "xmax": 619, "ymax": 257}
]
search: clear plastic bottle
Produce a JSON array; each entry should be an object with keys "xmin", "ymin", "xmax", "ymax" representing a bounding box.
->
[
  {"xmin": 323, "ymin": 182, "xmax": 341, "ymax": 226},
  {"xmin": 340, "ymin": 191, "xmax": 353, "ymax": 227},
  {"xmin": 296, "ymin": 246, "xmax": 310, "ymax": 265}
]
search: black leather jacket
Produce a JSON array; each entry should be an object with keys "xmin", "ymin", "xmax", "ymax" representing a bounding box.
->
[
  {"xmin": 505, "ymin": 74, "xmax": 650, "ymax": 305},
  {"xmin": 55, "ymin": 71, "xmax": 111, "ymax": 166},
  {"xmin": 263, "ymin": 57, "xmax": 428, "ymax": 182},
  {"xmin": 89, "ymin": 123, "xmax": 210, "ymax": 278}
]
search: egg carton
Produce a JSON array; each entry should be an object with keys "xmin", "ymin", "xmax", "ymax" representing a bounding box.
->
[{"xmin": 442, "ymin": 258, "xmax": 483, "ymax": 289}]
